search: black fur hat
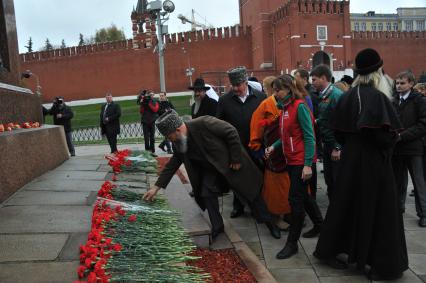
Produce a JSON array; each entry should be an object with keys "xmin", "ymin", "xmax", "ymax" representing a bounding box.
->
[{"xmin": 354, "ymin": 48, "xmax": 383, "ymax": 75}]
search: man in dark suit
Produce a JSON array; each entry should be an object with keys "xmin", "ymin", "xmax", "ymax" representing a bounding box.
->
[
  {"xmin": 100, "ymin": 92, "xmax": 121, "ymax": 153},
  {"xmin": 190, "ymin": 78, "xmax": 218, "ymax": 118},
  {"xmin": 216, "ymin": 66, "xmax": 266, "ymax": 218},
  {"xmin": 143, "ymin": 110, "xmax": 280, "ymax": 240},
  {"xmin": 392, "ymin": 70, "xmax": 426, "ymax": 227}
]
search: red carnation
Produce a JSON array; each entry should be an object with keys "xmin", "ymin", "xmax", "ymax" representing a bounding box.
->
[
  {"xmin": 77, "ymin": 265, "xmax": 87, "ymax": 279},
  {"xmin": 112, "ymin": 243, "xmax": 122, "ymax": 252},
  {"xmin": 127, "ymin": 214, "xmax": 137, "ymax": 222}
]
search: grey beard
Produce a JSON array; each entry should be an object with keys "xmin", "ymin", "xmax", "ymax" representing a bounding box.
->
[
  {"xmin": 175, "ymin": 135, "xmax": 188, "ymax": 153},
  {"xmin": 193, "ymin": 100, "xmax": 201, "ymax": 115}
]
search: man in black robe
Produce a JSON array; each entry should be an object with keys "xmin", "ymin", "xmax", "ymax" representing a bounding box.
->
[{"xmin": 313, "ymin": 48, "xmax": 408, "ymax": 281}]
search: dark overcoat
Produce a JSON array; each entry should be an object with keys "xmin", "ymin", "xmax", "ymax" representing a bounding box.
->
[
  {"xmin": 191, "ymin": 96, "xmax": 218, "ymax": 118},
  {"xmin": 392, "ymin": 90, "xmax": 426, "ymax": 155},
  {"xmin": 216, "ymin": 86, "xmax": 266, "ymax": 148},
  {"xmin": 100, "ymin": 102, "xmax": 121, "ymax": 136},
  {"xmin": 155, "ymin": 116, "xmax": 263, "ymax": 209}
]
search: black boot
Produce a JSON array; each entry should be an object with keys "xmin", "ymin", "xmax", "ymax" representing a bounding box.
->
[
  {"xmin": 276, "ymin": 240, "xmax": 298, "ymax": 259},
  {"xmin": 302, "ymin": 225, "xmax": 321, "ymax": 238},
  {"xmin": 303, "ymin": 196, "xmax": 323, "ymax": 238},
  {"xmin": 276, "ymin": 213, "xmax": 304, "ymax": 259},
  {"xmin": 265, "ymin": 222, "xmax": 281, "ymax": 239}
]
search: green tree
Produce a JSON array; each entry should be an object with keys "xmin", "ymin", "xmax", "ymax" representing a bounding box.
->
[
  {"xmin": 25, "ymin": 37, "xmax": 33, "ymax": 52},
  {"xmin": 78, "ymin": 33, "xmax": 85, "ymax": 46},
  {"xmin": 94, "ymin": 24, "xmax": 126, "ymax": 43},
  {"xmin": 44, "ymin": 38, "xmax": 53, "ymax": 50},
  {"xmin": 61, "ymin": 39, "xmax": 66, "ymax": 48}
]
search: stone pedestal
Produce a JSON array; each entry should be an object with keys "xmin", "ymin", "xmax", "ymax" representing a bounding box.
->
[{"xmin": 0, "ymin": 125, "xmax": 69, "ymax": 202}]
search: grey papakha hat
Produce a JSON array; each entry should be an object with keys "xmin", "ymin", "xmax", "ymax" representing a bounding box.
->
[
  {"xmin": 155, "ymin": 109, "xmax": 183, "ymax": 137},
  {"xmin": 227, "ymin": 66, "xmax": 248, "ymax": 85}
]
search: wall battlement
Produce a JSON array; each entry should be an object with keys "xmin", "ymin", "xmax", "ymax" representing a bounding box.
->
[
  {"xmin": 20, "ymin": 26, "xmax": 250, "ymax": 63},
  {"xmin": 273, "ymin": 0, "xmax": 348, "ymax": 22},
  {"xmin": 352, "ymin": 31, "xmax": 426, "ymax": 39}
]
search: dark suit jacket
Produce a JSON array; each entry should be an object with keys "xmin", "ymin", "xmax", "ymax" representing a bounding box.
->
[
  {"xmin": 191, "ymin": 96, "xmax": 218, "ymax": 118},
  {"xmin": 100, "ymin": 102, "xmax": 121, "ymax": 136},
  {"xmin": 155, "ymin": 116, "xmax": 263, "ymax": 209}
]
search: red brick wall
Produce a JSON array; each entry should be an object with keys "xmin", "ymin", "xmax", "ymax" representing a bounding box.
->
[
  {"xmin": 352, "ymin": 31, "xmax": 426, "ymax": 78},
  {"xmin": 21, "ymin": 27, "xmax": 252, "ymax": 103}
]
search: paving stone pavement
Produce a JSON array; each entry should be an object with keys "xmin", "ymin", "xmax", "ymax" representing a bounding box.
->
[{"xmin": 1, "ymin": 143, "xmax": 425, "ymax": 282}]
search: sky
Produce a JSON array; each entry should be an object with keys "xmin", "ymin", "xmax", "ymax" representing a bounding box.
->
[{"xmin": 14, "ymin": 0, "xmax": 425, "ymax": 53}]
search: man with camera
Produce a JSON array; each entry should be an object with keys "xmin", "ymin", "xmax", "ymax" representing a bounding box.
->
[
  {"xmin": 137, "ymin": 90, "xmax": 159, "ymax": 154},
  {"xmin": 49, "ymin": 96, "xmax": 75, "ymax": 156}
]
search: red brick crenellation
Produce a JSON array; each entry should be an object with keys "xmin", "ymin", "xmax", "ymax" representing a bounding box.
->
[{"xmin": 20, "ymin": 26, "xmax": 248, "ymax": 64}]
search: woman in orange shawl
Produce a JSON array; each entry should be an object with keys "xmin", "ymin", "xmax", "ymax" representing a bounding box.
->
[{"xmin": 249, "ymin": 76, "xmax": 291, "ymax": 228}]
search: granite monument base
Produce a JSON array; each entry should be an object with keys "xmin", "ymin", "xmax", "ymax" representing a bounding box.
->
[{"xmin": 0, "ymin": 125, "xmax": 69, "ymax": 202}]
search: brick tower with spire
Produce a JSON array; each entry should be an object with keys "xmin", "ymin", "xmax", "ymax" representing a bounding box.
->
[{"xmin": 131, "ymin": 0, "xmax": 158, "ymax": 49}]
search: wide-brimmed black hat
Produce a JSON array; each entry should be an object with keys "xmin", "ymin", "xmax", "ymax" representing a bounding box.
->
[
  {"xmin": 354, "ymin": 48, "xmax": 383, "ymax": 75},
  {"xmin": 188, "ymin": 78, "xmax": 210, "ymax": 91}
]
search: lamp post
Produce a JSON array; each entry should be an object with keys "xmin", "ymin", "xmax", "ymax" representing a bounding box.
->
[
  {"xmin": 21, "ymin": 70, "xmax": 42, "ymax": 97},
  {"xmin": 182, "ymin": 47, "xmax": 195, "ymax": 86},
  {"xmin": 146, "ymin": 0, "xmax": 175, "ymax": 92}
]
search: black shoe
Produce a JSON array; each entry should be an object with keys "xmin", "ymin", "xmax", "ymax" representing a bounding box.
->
[
  {"xmin": 302, "ymin": 225, "xmax": 321, "ymax": 238},
  {"xmin": 230, "ymin": 208, "xmax": 244, "ymax": 218},
  {"xmin": 326, "ymin": 258, "xmax": 348, "ymax": 269},
  {"xmin": 211, "ymin": 226, "xmax": 225, "ymax": 239},
  {"xmin": 158, "ymin": 145, "xmax": 166, "ymax": 152},
  {"xmin": 167, "ymin": 150, "xmax": 173, "ymax": 154},
  {"xmin": 367, "ymin": 270, "xmax": 402, "ymax": 281},
  {"xmin": 189, "ymin": 191, "xmax": 195, "ymax": 197},
  {"xmin": 276, "ymin": 242, "xmax": 298, "ymax": 259},
  {"xmin": 266, "ymin": 222, "xmax": 281, "ymax": 239},
  {"xmin": 419, "ymin": 217, "xmax": 426, "ymax": 227},
  {"xmin": 410, "ymin": 189, "xmax": 415, "ymax": 197},
  {"xmin": 70, "ymin": 153, "xmax": 75, "ymax": 157}
]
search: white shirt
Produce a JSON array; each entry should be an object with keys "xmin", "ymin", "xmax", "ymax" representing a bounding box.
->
[
  {"xmin": 238, "ymin": 87, "xmax": 250, "ymax": 103},
  {"xmin": 399, "ymin": 91, "xmax": 411, "ymax": 104}
]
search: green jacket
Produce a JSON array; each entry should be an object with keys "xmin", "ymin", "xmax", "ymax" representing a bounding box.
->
[{"xmin": 317, "ymin": 84, "xmax": 344, "ymax": 148}]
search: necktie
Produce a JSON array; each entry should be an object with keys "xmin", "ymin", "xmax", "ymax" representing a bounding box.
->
[{"xmin": 399, "ymin": 97, "xmax": 404, "ymax": 105}]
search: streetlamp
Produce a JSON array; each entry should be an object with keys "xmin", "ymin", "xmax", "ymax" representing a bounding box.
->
[
  {"xmin": 21, "ymin": 70, "xmax": 42, "ymax": 97},
  {"xmin": 182, "ymin": 47, "xmax": 195, "ymax": 86},
  {"xmin": 146, "ymin": 0, "xmax": 175, "ymax": 92}
]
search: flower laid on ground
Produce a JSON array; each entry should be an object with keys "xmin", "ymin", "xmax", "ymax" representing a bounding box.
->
[
  {"xmin": 77, "ymin": 151, "xmax": 209, "ymax": 283},
  {"xmin": 0, "ymin": 121, "xmax": 40, "ymax": 132},
  {"xmin": 104, "ymin": 150, "xmax": 157, "ymax": 174}
]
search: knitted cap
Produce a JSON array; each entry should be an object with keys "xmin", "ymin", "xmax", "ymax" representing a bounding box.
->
[
  {"xmin": 155, "ymin": 109, "xmax": 183, "ymax": 137},
  {"xmin": 228, "ymin": 66, "xmax": 248, "ymax": 85}
]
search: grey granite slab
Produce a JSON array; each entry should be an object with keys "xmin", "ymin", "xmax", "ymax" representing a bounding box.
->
[
  {"xmin": 409, "ymin": 254, "xmax": 426, "ymax": 275},
  {"xmin": 0, "ymin": 206, "xmax": 91, "ymax": 233},
  {"xmin": 58, "ymin": 232, "xmax": 88, "ymax": 261},
  {"xmin": 23, "ymin": 180, "xmax": 105, "ymax": 192},
  {"xmin": 270, "ymin": 268, "xmax": 319, "ymax": 283},
  {"xmin": 36, "ymin": 171, "xmax": 107, "ymax": 181},
  {"xmin": 0, "ymin": 261, "xmax": 79, "ymax": 283},
  {"xmin": 4, "ymin": 191, "xmax": 91, "ymax": 206},
  {"xmin": 0, "ymin": 234, "xmax": 68, "ymax": 262}
]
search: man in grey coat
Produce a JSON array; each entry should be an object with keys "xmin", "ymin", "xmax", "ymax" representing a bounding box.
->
[{"xmin": 143, "ymin": 110, "xmax": 281, "ymax": 240}]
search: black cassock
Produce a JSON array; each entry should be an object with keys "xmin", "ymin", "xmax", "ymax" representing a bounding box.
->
[{"xmin": 314, "ymin": 85, "xmax": 408, "ymax": 279}]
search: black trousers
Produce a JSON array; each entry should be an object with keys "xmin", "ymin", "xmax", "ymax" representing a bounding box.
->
[
  {"xmin": 393, "ymin": 155, "xmax": 426, "ymax": 217},
  {"xmin": 65, "ymin": 131, "xmax": 75, "ymax": 155},
  {"xmin": 105, "ymin": 128, "xmax": 118, "ymax": 153},
  {"xmin": 142, "ymin": 122, "xmax": 156, "ymax": 152},
  {"xmin": 322, "ymin": 145, "xmax": 340, "ymax": 200},
  {"xmin": 159, "ymin": 139, "xmax": 172, "ymax": 152},
  {"xmin": 200, "ymin": 170, "xmax": 224, "ymax": 232},
  {"xmin": 309, "ymin": 162, "xmax": 318, "ymax": 199}
]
